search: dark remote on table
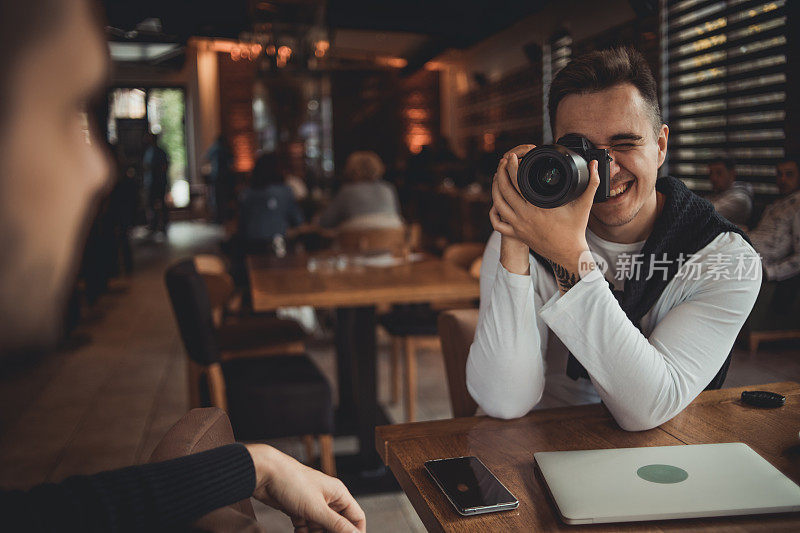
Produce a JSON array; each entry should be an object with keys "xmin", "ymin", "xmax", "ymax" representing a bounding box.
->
[{"xmin": 741, "ymin": 390, "xmax": 786, "ymax": 408}]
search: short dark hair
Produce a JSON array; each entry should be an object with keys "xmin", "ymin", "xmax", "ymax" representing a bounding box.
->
[
  {"xmin": 251, "ymin": 152, "xmax": 286, "ymax": 189},
  {"xmin": 710, "ymin": 157, "xmax": 736, "ymax": 171},
  {"xmin": 548, "ymin": 47, "xmax": 662, "ymax": 136}
]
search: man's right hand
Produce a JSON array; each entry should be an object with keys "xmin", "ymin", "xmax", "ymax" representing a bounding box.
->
[
  {"xmin": 245, "ymin": 444, "xmax": 366, "ymax": 533},
  {"xmin": 491, "ymin": 145, "xmax": 536, "ymax": 275},
  {"xmin": 490, "ymin": 144, "xmax": 596, "ymax": 279}
]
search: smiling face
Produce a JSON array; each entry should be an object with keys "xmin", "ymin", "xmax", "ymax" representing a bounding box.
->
[
  {"xmin": 0, "ymin": 0, "xmax": 109, "ymax": 353},
  {"xmin": 554, "ymin": 83, "xmax": 668, "ymax": 243}
]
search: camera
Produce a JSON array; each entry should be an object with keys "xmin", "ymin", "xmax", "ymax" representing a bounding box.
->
[{"xmin": 516, "ymin": 134, "xmax": 612, "ymax": 208}]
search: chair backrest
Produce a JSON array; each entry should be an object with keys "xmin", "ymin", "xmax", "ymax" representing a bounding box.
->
[
  {"xmin": 469, "ymin": 256, "xmax": 482, "ymax": 280},
  {"xmin": 194, "ymin": 256, "xmax": 236, "ymax": 316},
  {"xmin": 442, "ymin": 242, "xmax": 484, "ymax": 272},
  {"xmin": 165, "ymin": 259, "xmax": 220, "ymax": 365},
  {"xmin": 194, "ymin": 254, "xmax": 228, "ymax": 276},
  {"xmin": 438, "ymin": 309, "xmax": 479, "ymax": 418},
  {"xmin": 336, "ymin": 225, "xmax": 407, "ymax": 254}
]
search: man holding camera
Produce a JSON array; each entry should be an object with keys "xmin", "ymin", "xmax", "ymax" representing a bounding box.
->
[{"xmin": 467, "ymin": 48, "xmax": 760, "ymax": 431}]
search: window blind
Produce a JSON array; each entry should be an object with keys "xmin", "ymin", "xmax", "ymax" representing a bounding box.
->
[
  {"xmin": 662, "ymin": 0, "xmax": 788, "ymax": 194},
  {"xmin": 543, "ymin": 31, "xmax": 573, "ymax": 143}
]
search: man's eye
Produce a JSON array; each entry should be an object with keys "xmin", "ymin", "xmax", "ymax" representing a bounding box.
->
[{"xmin": 612, "ymin": 143, "xmax": 636, "ymax": 150}]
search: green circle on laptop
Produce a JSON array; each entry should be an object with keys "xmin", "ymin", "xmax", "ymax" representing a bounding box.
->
[{"xmin": 636, "ymin": 464, "xmax": 689, "ymax": 484}]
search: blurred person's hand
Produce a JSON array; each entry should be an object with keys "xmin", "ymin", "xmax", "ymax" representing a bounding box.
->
[
  {"xmin": 245, "ymin": 444, "xmax": 366, "ymax": 533},
  {"xmin": 490, "ymin": 145, "xmax": 596, "ymax": 282}
]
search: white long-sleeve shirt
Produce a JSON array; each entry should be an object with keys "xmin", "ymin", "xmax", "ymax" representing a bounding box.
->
[{"xmin": 467, "ymin": 230, "xmax": 761, "ymax": 431}]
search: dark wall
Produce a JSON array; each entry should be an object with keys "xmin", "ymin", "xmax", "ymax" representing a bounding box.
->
[
  {"xmin": 331, "ymin": 70, "xmax": 403, "ymax": 177},
  {"xmin": 330, "ymin": 69, "xmax": 440, "ymax": 180}
]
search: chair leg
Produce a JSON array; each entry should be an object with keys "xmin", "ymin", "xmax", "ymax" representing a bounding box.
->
[
  {"xmin": 302, "ymin": 435, "xmax": 316, "ymax": 465},
  {"xmin": 390, "ymin": 336, "xmax": 402, "ymax": 404},
  {"xmin": 187, "ymin": 360, "xmax": 202, "ymax": 408},
  {"xmin": 749, "ymin": 333, "xmax": 760, "ymax": 356},
  {"xmin": 318, "ymin": 434, "xmax": 336, "ymax": 477},
  {"xmin": 205, "ymin": 363, "xmax": 228, "ymax": 411},
  {"xmin": 403, "ymin": 336, "xmax": 417, "ymax": 422}
]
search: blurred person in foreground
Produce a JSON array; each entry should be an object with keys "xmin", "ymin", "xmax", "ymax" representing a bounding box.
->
[
  {"xmin": 749, "ymin": 158, "xmax": 800, "ymax": 282},
  {"xmin": 707, "ymin": 157, "xmax": 753, "ymax": 227},
  {"xmin": 468, "ymin": 48, "xmax": 760, "ymax": 431},
  {"xmin": 318, "ymin": 151, "xmax": 403, "ymax": 230},
  {"xmin": 0, "ymin": 1, "xmax": 365, "ymax": 532}
]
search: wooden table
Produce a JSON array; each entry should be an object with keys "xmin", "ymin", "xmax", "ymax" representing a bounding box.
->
[
  {"xmin": 376, "ymin": 381, "xmax": 800, "ymax": 531},
  {"xmin": 247, "ymin": 253, "xmax": 480, "ymax": 490}
]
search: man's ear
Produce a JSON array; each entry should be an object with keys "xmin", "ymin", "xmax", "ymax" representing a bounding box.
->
[{"xmin": 656, "ymin": 124, "xmax": 669, "ymax": 169}]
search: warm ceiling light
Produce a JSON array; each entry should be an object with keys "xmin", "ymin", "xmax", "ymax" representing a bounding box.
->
[
  {"xmin": 314, "ymin": 40, "xmax": 329, "ymax": 58},
  {"xmin": 206, "ymin": 39, "xmax": 262, "ymax": 57},
  {"xmin": 277, "ymin": 45, "xmax": 292, "ymax": 59},
  {"xmin": 424, "ymin": 61, "xmax": 446, "ymax": 70},
  {"xmin": 376, "ymin": 56, "xmax": 407, "ymax": 68}
]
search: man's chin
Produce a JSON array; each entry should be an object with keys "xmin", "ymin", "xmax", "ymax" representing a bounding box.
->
[{"xmin": 590, "ymin": 205, "xmax": 639, "ymax": 228}]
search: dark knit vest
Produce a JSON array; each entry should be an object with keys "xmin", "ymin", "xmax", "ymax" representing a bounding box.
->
[{"xmin": 532, "ymin": 176, "xmax": 750, "ymax": 390}]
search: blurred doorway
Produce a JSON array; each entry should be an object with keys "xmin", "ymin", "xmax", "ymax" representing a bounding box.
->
[{"xmin": 107, "ymin": 87, "xmax": 191, "ymax": 214}]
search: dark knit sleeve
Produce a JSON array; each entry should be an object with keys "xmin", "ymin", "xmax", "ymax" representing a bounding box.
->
[{"xmin": 1, "ymin": 443, "xmax": 255, "ymax": 532}]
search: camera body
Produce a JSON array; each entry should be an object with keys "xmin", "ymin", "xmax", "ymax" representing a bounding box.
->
[{"xmin": 516, "ymin": 134, "xmax": 612, "ymax": 208}]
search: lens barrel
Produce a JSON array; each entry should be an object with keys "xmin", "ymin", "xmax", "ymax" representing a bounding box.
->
[{"xmin": 517, "ymin": 145, "xmax": 590, "ymax": 208}]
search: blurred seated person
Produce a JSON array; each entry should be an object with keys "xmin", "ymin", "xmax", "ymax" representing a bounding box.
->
[
  {"xmin": 318, "ymin": 151, "xmax": 404, "ymax": 230},
  {"xmin": 283, "ymin": 142, "xmax": 309, "ymax": 201},
  {"xmin": 0, "ymin": 1, "xmax": 365, "ymax": 531},
  {"xmin": 749, "ymin": 158, "xmax": 800, "ymax": 281},
  {"xmin": 238, "ymin": 152, "xmax": 304, "ymax": 251},
  {"xmin": 707, "ymin": 157, "xmax": 753, "ymax": 227}
]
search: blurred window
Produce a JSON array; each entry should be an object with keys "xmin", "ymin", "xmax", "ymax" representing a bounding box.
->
[{"xmin": 663, "ymin": 0, "xmax": 788, "ymax": 194}]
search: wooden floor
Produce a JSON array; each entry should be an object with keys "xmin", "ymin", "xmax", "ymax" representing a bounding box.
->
[{"xmin": 0, "ymin": 221, "xmax": 797, "ymax": 532}]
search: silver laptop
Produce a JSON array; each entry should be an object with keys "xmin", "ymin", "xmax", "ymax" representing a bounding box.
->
[{"xmin": 534, "ymin": 443, "xmax": 800, "ymax": 525}]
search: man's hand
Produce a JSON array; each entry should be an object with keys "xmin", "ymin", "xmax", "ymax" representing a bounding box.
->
[
  {"xmin": 490, "ymin": 145, "xmax": 597, "ymax": 291},
  {"xmin": 246, "ymin": 444, "xmax": 366, "ymax": 533}
]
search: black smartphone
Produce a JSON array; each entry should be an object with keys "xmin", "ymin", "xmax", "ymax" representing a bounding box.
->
[{"xmin": 424, "ymin": 456, "xmax": 519, "ymax": 516}]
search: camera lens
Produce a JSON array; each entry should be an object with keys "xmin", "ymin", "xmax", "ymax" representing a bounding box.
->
[
  {"xmin": 538, "ymin": 166, "xmax": 562, "ymax": 188},
  {"xmin": 531, "ymin": 157, "xmax": 565, "ymax": 194},
  {"xmin": 516, "ymin": 144, "xmax": 591, "ymax": 208}
]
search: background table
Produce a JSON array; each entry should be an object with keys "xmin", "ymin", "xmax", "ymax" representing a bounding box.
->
[
  {"xmin": 376, "ymin": 381, "xmax": 800, "ymax": 531},
  {"xmin": 247, "ymin": 253, "xmax": 480, "ymax": 491}
]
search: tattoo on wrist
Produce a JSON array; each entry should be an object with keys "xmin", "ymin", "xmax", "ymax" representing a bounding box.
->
[{"xmin": 546, "ymin": 258, "xmax": 579, "ymax": 292}]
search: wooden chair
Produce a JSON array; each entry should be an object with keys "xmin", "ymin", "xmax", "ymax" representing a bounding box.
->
[
  {"xmin": 383, "ymin": 242, "xmax": 484, "ymax": 422},
  {"xmin": 469, "ymin": 256, "xmax": 482, "ymax": 280},
  {"xmin": 437, "ymin": 309, "xmax": 479, "ymax": 418},
  {"xmin": 165, "ymin": 259, "xmax": 336, "ymax": 476},
  {"xmin": 441, "ymin": 242, "xmax": 485, "ymax": 271},
  {"xmin": 193, "ymin": 254, "xmax": 306, "ymax": 359},
  {"xmin": 193, "ymin": 255, "xmax": 241, "ymax": 326},
  {"xmin": 336, "ymin": 225, "xmax": 407, "ymax": 254}
]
